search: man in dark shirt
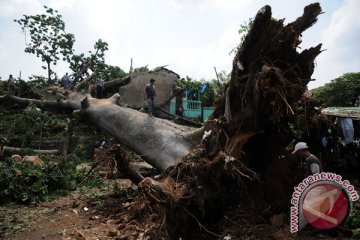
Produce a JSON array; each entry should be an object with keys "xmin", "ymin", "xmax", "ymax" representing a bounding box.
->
[
  {"xmin": 144, "ymin": 79, "xmax": 157, "ymax": 117},
  {"xmin": 95, "ymin": 74, "xmax": 104, "ymax": 98},
  {"xmin": 292, "ymin": 142, "xmax": 322, "ymax": 177}
]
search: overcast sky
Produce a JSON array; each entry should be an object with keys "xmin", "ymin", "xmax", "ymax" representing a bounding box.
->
[{"xmin": 0, "ymin": 0, "xmax": 359, "ymax": 89}]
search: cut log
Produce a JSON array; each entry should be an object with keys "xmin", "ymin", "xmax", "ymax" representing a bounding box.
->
[
  {"xmin": 2, "ymin": 146, "xmax": 59, "ymax": 156},
  {"xmin": 103, "ymin": 76, "xmax": 131, "ymax": 92},
  {"xmin": 74, "ymin": 73, "xmax": 96, "ymax": 92},
  {"xmin": 71, "ymin": 58, "xmax": 93, "ymax": 86},
  {"xmin": 0, "ymin": 94, "xmax": 80, "ymax": 111}
]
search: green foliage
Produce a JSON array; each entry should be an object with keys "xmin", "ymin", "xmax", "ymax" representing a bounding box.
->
[
  {"xmin": 0, "ymin": 154, "xmax": 93, "ymax": 204},
  {"xmin": 352, "ymin": 199, "xmax": 360, "ymax": 228},
  {"xmin": 176, "ymin": 76, "xmax": 203, "ymax": 93},
  {"xmin": 28, "ymin": 75, "xmax": 47, "ymax": 84},
  {"xmin": 0, "ymin": 162, "xmax": 48, "ymax": 204},
  {"xmin": 16, "ymin": 79, "xmax": 45, "ymax": 98},
  {"xmin": 212, "ymin": 70, "xmax": 230, "ymax": 96},
  {"xmin": 312, "ymin": 72, "xmax": 360, "ymax": 107},
  {"xmin": 0, "ymin": 78, "xmax": 47, "ymax": 97},
  {"xmin": 200, "ymin": 82, "xmax": 216, "ymax": 107},
  {"xmin": 175, "ymin": 71, "xmax": 230, "ymax": 107},
  {"xmin": 354, "ymin": 228, "xmax": 360, "ymax": 239},
  {"xmin": 0, "ymin": 106, "xmax": 67, "ymax": 148},
  {"xmin": 68, "ymin": 39, "xmax": 126, "ymax": 81},
  {"xmin": 102, "ymin": 65, "xmax": 127, "ymax": 81},
  {"xmin": 14, "ymin": 6, "xmax": 75, "ymax": 83},
  {"xmin": 68, "ymin": 53, "xmax": 85, "ymax": 75},
  {"xmin": 112, "ymin": 182, "xmax": 138, "ymax": 198},
  {"xmin": 288, "ymin": 123, "xmax": 304, "ymax": 141},
  {"xmin": 230, "ymin": 18, "xmax": 254, "ymax": 55}
]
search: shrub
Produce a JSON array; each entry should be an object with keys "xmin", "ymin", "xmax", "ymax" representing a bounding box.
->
[{"xmin": 0, "ymin": 155, "xmax": 98, "ymax": 205}]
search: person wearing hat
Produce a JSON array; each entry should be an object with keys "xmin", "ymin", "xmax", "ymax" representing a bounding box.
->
[
  {"xmin": 144, "ymin": 79, "xmax": 157, "ymax": 116},
  {"xmin": 292, "ymin": 142, "xmax": 322, "ymax": 177}
]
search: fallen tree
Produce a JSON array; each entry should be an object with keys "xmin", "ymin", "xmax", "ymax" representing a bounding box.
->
[
  {"xmin": 1, "ymin": 146, "xmax": 59, "ymax": 156},
  {"xmin": 1, "ymin": 3, "xmax": 323, "ymax": 239},
  {"xmin": 0, "ymin": 93, "xmax": 203, "ymax": 170},
  {"xmin": 77, "ymin": 94, "xmax": 202, "ymax": 170}
]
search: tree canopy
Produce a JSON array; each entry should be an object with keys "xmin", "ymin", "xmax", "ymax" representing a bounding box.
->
[
  {"xmin": 312, "ymin": 72, "xmax": 360, "ymax": 107},
  {"xmin": 14, "ymin": 6, "xmax": 75, "ymax": 83},
  {"xmin": 69, "ymin": 39, "xmax": 126, "ymax": 82},
  {"xmin": 175, "ymin": 70, "xmax": 230, "ymax": 107}
]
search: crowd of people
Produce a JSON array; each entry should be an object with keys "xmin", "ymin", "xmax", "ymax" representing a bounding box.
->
[{"xmin": 60, "ymin": 72, "xmax": 105, "ymax": 99}]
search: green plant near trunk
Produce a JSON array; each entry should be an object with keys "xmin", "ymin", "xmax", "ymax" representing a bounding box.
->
[
  {"xmin": 0, "ymin": 106, "xmax": 67, "ymax": 148},
  {"xmin": 0, "ymin": 154, "xmax": 100, "ymax": 205},
  {"xmin": 351, "ymin": 199, "xmax": 360, "ymax": 228}
]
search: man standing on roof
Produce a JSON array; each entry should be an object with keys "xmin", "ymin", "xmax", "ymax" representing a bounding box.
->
[
  {"xmin": 144, "ymin": 79, "xmax": 157, "ymax": 117},
  {"xmin": 292, "ymin": 142, "xmax": 322, "ymax": 177}
]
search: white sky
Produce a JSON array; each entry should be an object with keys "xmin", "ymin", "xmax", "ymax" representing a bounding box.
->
[{"xmin": 0, "ymin": 0, "xmax": 359, "ymax": 89}]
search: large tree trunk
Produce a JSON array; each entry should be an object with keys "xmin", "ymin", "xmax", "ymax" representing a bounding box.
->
[
  {"xmin": 0, "ymin": 93, "xmax": 202, "ymax": 170},
  {"xmin": 78, "ymin": 94, "xmax": 201, "ymax": 170}
]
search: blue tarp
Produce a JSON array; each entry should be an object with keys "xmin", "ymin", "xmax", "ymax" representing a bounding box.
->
[{"xmin": 339, "ymin": 117, "xmax": 354, "ymax": 144}]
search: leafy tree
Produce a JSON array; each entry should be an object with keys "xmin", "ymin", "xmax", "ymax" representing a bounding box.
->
[
  {"xmin": 230, "ymin": 18, "xmax": 254, "ymax": 55},
  {"xmin": 312, "ymin": 72, "xmax": 360, "ymax": 107},
  {"xmin": 212, "ymin": 69, "xmax": 230, "ymax": 96},
  {"xmin": 69, "ymin": 39, "xmax": 126, "ymax": 82},
  {"xmin": 15, "ymin": 6, "xmax": 75, "ymax": 83},
  {"xmin": 175, "ymin": 71, "xmax": 230, "ymax": 107}
]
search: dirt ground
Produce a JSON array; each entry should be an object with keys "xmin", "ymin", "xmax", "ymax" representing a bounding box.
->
[
  {"xmin": 0, "ymin": 159, "xmax": 358, "ymax": 240},
  {"xmin": 1, "ymin": 179, "xmax": 357, "ymax": 240},
  {"xmin": 0, "ymin": 179, "xmax": 135, "ymax": 240}
]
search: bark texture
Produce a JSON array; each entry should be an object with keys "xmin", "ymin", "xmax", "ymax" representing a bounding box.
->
[{"xmin": 79, "ymin": 94, "xmax": 200, "ymax": 170}]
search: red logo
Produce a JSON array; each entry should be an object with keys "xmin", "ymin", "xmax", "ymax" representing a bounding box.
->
[{"xmin": 302, "ymin": 183, "xmax": 350, "ymax": 229}]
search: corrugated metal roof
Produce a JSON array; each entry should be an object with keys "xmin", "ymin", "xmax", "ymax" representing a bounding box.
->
[{"xmin": 321, "ymin": 107, "xmax": 360, "ymax": 120}]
